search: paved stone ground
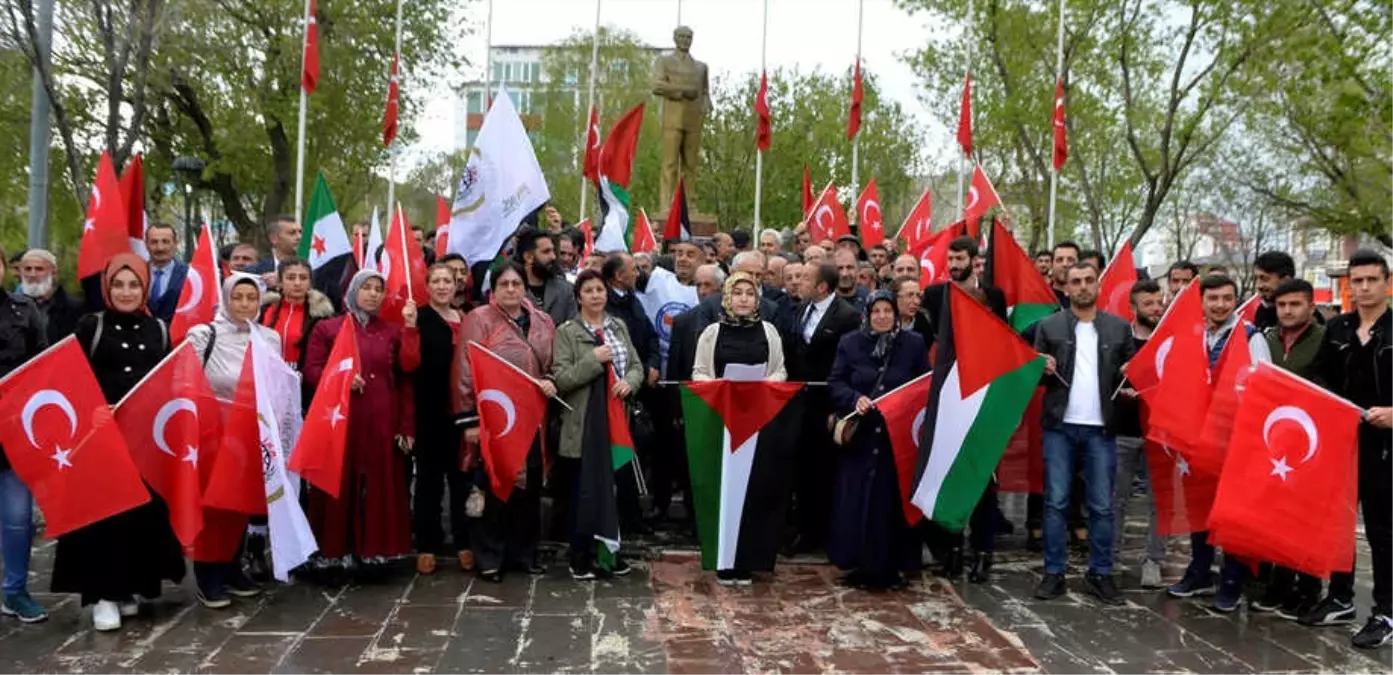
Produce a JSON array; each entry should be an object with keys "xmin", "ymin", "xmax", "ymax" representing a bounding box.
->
[{"xmin": 1, "ymin": 499, "xmax": 1390, "ymax": 673}]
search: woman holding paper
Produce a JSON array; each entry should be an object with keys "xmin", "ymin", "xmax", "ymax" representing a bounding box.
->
[
  {"xmin": 452, "ymin": 261, "xmax": 557, "ymax": 583},
  {"xmin": 826, "ymin": 290, "xmax": 930, "ymax": 591},
  {"xmin": 690, "ymin": 271, "xmax": 786, "ymax": 382}
]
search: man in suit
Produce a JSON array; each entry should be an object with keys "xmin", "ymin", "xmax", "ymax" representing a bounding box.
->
[
  {"xmin": 245, "ymin": 215, "xmax": 303, "ymax": 286},
  {"xmin": 145, "ymin": 223, "xmax": 190, "ymax": 323},
  {"xmin": 787, "ymin": 262, "xmax": 861, "ymax": 553}
]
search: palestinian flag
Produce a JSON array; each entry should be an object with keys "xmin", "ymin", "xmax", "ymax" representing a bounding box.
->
[
  {"xmin": 662, "ymin": 177, "xmax": 691, "ymax": 245},
  {"xmin": 300, "ymin": 173, "xmax": 352, "ymax": 270},
  {"xmin": 681, "ymin": 380, "xmax": 803, "ymax": 571},
  {"xmin": 986, "ymin": 218, "xmax": 1057, "ymax": 331},
  {"xmin": 594, "ymin": 103, "xmax": 645, "ymax": 253},
  {"xmin": 912, "ymin": 283, "xmax": 1045, "ymax": 530}
]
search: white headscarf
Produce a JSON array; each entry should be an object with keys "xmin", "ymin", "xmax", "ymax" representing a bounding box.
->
[{"xmin": 345, "ymin": 268, "xmax": 387, "ymax": 326}]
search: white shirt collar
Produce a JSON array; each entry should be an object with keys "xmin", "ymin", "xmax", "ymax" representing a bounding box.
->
[{"xmin": 811, "ymin": 294, "xmax": 835, "ymax": 314}]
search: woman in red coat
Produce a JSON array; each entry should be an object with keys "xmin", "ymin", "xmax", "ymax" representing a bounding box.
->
[{"xmin": 302, "ymin": 269, "xmax": 421, "ymax": 578}]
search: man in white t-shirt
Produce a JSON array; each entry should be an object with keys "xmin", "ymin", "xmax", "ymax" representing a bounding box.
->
[{"xmin": 1031, "ymin": 262, "xmax": 1137, "ymax": 606}]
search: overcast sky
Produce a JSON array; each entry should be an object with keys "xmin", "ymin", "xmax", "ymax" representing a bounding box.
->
[{"xmin": 406, "ymin": 0, "xmax": 959, "ymax": 167}]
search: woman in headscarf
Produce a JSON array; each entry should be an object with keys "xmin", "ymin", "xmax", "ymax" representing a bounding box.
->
[
  {"xmin": 303, "ymin": 269, "xmax": 420, "ymax": 580},
  {"xmin": 551, "ymin": 270, "xmax": 644, "ymax": 580},
  {"xmin": 889, "ymin": 277, "xmax": 933, "ymax": 339},
  {"xmin": 826, "ymin": 290, "xmax": 930, "ymax": 590},
  {"xmin": 691, "ymin": 272, "xmax": 786, "ymax": 382},
  {"xmin": 52, "ymin": 253, "xmax": 185, "ymax": 631},
  {"xmin": 453, "ymin": 261, "xmax": 556, "ymax": 583},
  {"xmin": 185, "ymin": 273, "xmax": 282, "ymax": 607}
]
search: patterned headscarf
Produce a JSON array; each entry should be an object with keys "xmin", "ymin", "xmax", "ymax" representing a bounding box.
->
[
  {"xmin": 100, "ymin": 252, "xmax": 151, "ymax": 315},
  {"xmin": 345, "ymin": 268, "xmax": 387, "ymax": 326},
  {"xmin": 862, "ymin": 289, "xmax": 900, "ymax": 361},
  {"xmin": 720, "ymin": 272, "xmax": 761, "ymax": 326}
]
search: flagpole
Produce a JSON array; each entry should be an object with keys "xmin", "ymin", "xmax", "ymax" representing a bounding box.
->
[
  {"xmin": 482, "ymin": 0, "xmax": 494, "ymax": 110},
  {"xmin": 676, "ymin": 0, "xmax": 682, "ymax": 25},
  {"xmin": 578, "ymin": 0, "xmax": 601, "ymax": 222},
  {"xmin": 753, "ymin": 0, "xmax": 768, "ymax": 232},
  {"xmin": 1046, "ymin": 0, "xmax": 1065, "ymax": 250},
  {"xmin": 294, "ymin": 0, "xmax": 312, "ymax": 227},
  {"xmin": 850, "ymin": 0, "xmax": 863, "ymax": 226},
  {"xmin": 385, "ymin": 0, "xmax": 405, "ymax": 221},
  {"xmin": 396, "ymin": 202, "xmax": 413, "ymax": 300},
  {"xmin": 955, "ymin": 0, "xmax": 974, "ymax": 218}
]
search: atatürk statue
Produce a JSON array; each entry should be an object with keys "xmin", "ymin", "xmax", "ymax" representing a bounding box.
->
[{"xmin": 650, "ymin": 25, "xmax": 710, "ymax": 209}]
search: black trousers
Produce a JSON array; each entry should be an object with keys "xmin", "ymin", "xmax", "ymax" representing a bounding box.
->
[
  {"xmin": 413, "ymin": 427, "xmax": 469, "ymax": 555},
  {"xmin": 470, "ymin": 460, "xmax": 542, "ymax": 574},
  {"xmin": 647, "ymin": 390, "xmax": 691, "ymax": 522},
  {"xmin": 794, "ymin": 396, "xmax": 837, "ymax": 549},
  {"xmin": 1327, "ymin": 437, "xmax": 1392, "ymax": 616}
]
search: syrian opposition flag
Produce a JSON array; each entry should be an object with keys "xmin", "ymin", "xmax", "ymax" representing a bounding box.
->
[
  {"xmin": 963, "ymin": 165, "xmax": 1001, "ymax": 239},
  {"xmin": 806, "ymin": 182, "xmax": 851, "ymax": 244},
  {"xmin": 447, "ymin": 84, "xmax": 550, "ymax": 264},
  {"xmin": 1208, "ymin": 362, "xmax": 1362, "ymax": 578},
  {"xmin": 582, "ymin": 104, "xmax": 601, "ymax": 184},
  {"xmin": 594, "ymin": 103, "xmax": 646, "ymax": 253},
  {"xmin": 301, "ymin": 0, "xmax": 319, "ymax": 94},
  {"xmin": 912, "ymin": 284, "xmax": 1045, "ymax": 530},
  {"xmin": 79, "ymin": 151, "xmax": 131, "ymax": 279},
  {"xmin": 801, "ymin": 165, "xmax": 814, "ymax": 217},
  {"xmin": 1052, "ymin": 78, "xmax": 1068, "ymax": 171},
  {"xmin": 986, "ymin": 219, "xmax": 1058, "ymax": 331},
  {"xmin": 1098, "ymin": 241, "xmax": 1138, "ymax": 322},
  {"xmin": 300, "ymin": 173, "xmax": 352, "ymax": 270},
  {"xmin": 170, "ymin": 223, "xmax": 221, "ymax": 344},
  {"xmin": 956, "ymin": 73, "xmax": 973, "ymax": 157},
  {"xmin": 846, "ymin": 59, "xmax": 863, "ymax": 140},
  {"xmin": 0, "ymin": 337, "xmax": 151, "ymax": 538},
  {"xmin": 755, "ymin": 70, "xmax": 771, "ymax": 151},
  {"xmin": 680, "ymin": 380, "xmax": 803, "ymax": 571},
  {"xmin": 465, "ymin": 342, "xmax": 548, "ymax": 501},
  {"xmin": 288, "ymin": 318, "xmax": 359, "ymax": 497},
  {"xmin": 382, "ymin": 203, "xmax": 428, "ymax": 323},
  {"xmin": 663, "ymin": 177, "xmax": 691, "ymax": 243},
  {"xmin": 898, "ymin": 189, "xmax": 932, "ymax": 251},
  {"xmin": 856, "ymin": 178, "xmax": 885, "ymax": 248},
  {"xmin": 120, "ymin": 154, "xmax": 149, "ymax": 259},
  {"xmin": 632, "ymin": 208, "xmax": 657, "ymax": 254},
  {"xmin": 874, "ymin": 371, "xmax": 935, "ymax": 526},
  {"xmin": 383, "ymin": 51, "xmax": 400, "ymax": 147}
]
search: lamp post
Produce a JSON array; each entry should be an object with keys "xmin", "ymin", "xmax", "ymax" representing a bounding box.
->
[{"xmin": 172, "ymin": 156, "xmax": 206, "ymax": 260}]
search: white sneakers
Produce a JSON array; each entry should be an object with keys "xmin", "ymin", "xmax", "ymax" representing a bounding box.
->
[{"xmin": 92, "ymin": 601, "xmax": 121, "ymax": 631}]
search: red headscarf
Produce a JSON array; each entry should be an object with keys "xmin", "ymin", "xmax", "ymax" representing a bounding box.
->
[{"xmin": 100, "ymin": 252, "xmax": 152, "ymax": 315}]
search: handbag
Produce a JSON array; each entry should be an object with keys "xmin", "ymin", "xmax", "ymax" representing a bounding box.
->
[{"xmin": 828, "ymin": 355, "xmax": 892, "ymax": 447}]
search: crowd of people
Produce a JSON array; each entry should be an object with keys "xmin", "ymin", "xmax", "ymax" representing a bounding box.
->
[{"xmin": 0, "ymin": 208, "xmax": 1387, "ymax": 651}]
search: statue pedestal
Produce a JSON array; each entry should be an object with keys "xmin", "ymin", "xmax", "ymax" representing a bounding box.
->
[{"xmin": 652, "ymin": 211, "xmax": 719, "ymax": 238}]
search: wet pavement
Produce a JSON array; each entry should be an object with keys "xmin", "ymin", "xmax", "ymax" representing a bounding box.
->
[{"xmin": 1, "ymin": 498, "xmax": 1390, "ymax": 673}]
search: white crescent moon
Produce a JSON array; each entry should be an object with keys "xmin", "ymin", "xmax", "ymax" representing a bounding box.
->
[
  {"xmin": 1263, "ymin": 405, "xmax": 1319, "ymax": 464},
  {"xmin": 21, "ymin": 390, "xmax": 78, "ymax": 448},
  {"xmin": 176, "ymin": 267, "xmax": 203, "ymax": 314},
  {"xmin": 1155, "ymin": 336, "xmax": 1174, "ymax": 378},
  {"xmin": 862, "ymin": 201, "xmax": 882, "ymax": 227},
  {"xmin": 915, "ymin": 219, "xmax": 930, "ymax": 242},
  {"xmin": 814, "ymin": 205, "xmax": 834, "ymax": 237},
  {"xmin": 911, "ymin": 407, "xmax": 927, "ymax": 449},
  {"xmin": 92, "ymin": 184, "xmax": 102, "ymax": 211},
  {"xmin": 965, "ymin": 186, "xmax": 980, "ymax": 212},
  {"xmin": 478, "ymin": 389, "xmax": 516, "ymax": 438},
  {"xmin": 152, "ymin": 398, "xmax": 198, "ymax": 457},
  {"xmin": 920, "ymin": 257, "xmax": 937, "ymax": 283},
  {"xmin": 380, "ymin": 250, "xmax": 393, "ymax": 280},
  {"xmin": 589, "ymin": 122, "xmax": 600, "ymax": 148}
]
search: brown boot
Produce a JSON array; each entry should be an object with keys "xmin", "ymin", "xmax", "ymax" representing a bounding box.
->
[
  {"xmin": 458, "ymin": 550, "xmax": 475, "ymax": 572},
  {"xmin": 416, "ymin": 553, "xmax": 437, "ymax": 575}
]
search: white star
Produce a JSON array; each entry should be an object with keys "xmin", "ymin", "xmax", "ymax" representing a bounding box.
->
[
  {"xmin": 327, "ymin": 405, "xmax": 345, "ymax": 429},
  {"xmin": 182, "ymin": 445, "xmax": 199, "ymax": 467},
  {"xmin": 1270, "ymin": 455, "xmax": 1294, "ymax": 482},
  {"xmin": 1175, "ymin": 455, "xmax": 1191, "ymax": 477},
  {"xmin": 51, "ymin": 446, "xmax": 72, "ymax": 470},
  {"xmin": 83, "ymin": 218, "xmax": 95, "ymax": 233}
]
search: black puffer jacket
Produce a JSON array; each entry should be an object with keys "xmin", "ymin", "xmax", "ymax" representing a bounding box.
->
[{"xmin": 0, "ymin": 292, "xmax": 50, "ymax": 471}]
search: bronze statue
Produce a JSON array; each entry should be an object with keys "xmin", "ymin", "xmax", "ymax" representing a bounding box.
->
[{"xmin": 650, "ymin": 26, "xmax": 710, "ymax": 209}]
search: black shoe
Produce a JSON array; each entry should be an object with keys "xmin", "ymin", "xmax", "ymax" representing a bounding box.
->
[
  {"xmin": 570, "ymin": 566, "xmax": 597, "ymax": 581},
  {"xmin": 609, "ymin": 560, "xmax": 632, "ymax": 577},
  {"xmin": 1086, "ymin": 572, "xmax": 1125, "ymax": 606},
  {"xmin": 1276, "ymin": 592, "xmax": 1320, "ymax": 621},
  {"xmin": 838, "ymin": 571, "xmax": 870, "ymax": 589},
  {"xmin": 1352, "ymin": 615, "xmax": 1393, "ymax": 649},
  {"xmin": 1167, "ymin": 571, "xmax": 1216, "ymax": 598},
  {"xmin": 939, "ymin": 547, "xmax": 964, "ymax": 577},
  {"xmin": 716, "ymin": 569, "xmax": 739, "ymax": 586},
  {"xmin": 478, "ymin": 569, "xmax": 503, "ymax": 584},
  {"xmin": 1298, "ymin": 596, "xmax": 1357, "ymax": 626},
  {"xmin": 968, "ymin": 552, "xmax": 993, "ymax": 584},
  {"xmin": 1026, "ymin": 529, "xmax": 1043, "ymax": 553},
  {"xmin": 1034, "ymin": 573, "xmax": 1066, "ymax": 600},
  {"xmin": 1251, "ymin": 584, "xmax": 1288, "ymax": 613},
  {"xmin": 226, "ymin": 569, "xmax": 262, "ymax": 598}
]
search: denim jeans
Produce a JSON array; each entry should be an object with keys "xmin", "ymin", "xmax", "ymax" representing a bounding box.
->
[
  {"xmin": 0, "ymin": 470, "xmax": 35, "ymax": 595},
  {"xmin": 1042, "ymin": 424, "xmax": 1116, "ymax": 575},
  {"xmin": 1184, "ymin": 531, "xmax": 1247, "ymax": 590}
]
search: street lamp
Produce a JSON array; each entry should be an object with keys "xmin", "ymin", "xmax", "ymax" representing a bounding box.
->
[{"xmin": 172, "ymin": 156, "xmax": 206, "ymax": 260}]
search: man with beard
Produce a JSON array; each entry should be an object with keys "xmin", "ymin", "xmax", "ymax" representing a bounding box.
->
[
  {"xmin": 1111, "ymin": 279, "xmax": 1167, "ymax": 589},
  {"xmin": 1032, "ymin": 262, "xmax": 1136, "ymax": 606},
  {"xmin": 1049, "ymin": 241, "xmax": 1081, "ymax": 306},
  {"xmin": 1250, "ymin": 251, "xmax": 1323, "ymax": 331},
  {"xmin": 15, "ymin": 249, "xmax": 84, "ymax": 343},
  {"xmin": 515, "ymin": 226, "xmax": 577, "ymax": 325},
  {"xmin": 557, "ymin": 228, "xmax": 581, "ymax": 281},
  {"xmin": 922, "ymin": 237, "xmax": 1006, "ymax": 337},
  {"xmin": 833, "ymin": 248, "xmax": 869, "ymax": 313},
  {"xmin": 1034, "ymin": 250, "xmax": 1054, "ymax": 277},
  {"xmin": 891, "ymin": 253, "xmax": 919, "ymax": 282}
]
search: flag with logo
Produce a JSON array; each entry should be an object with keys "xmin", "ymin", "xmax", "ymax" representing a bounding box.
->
[
  {"xmin": 289, "ymin": 318, "xmax": 360, "ymax": 497},
  {"xmin": 1193, "ymin": 325, "xmax": 1255, "ymax": 476},
  {"xmin": 912, "ymin": 284, "xmax": 1045, "ymax": 530},
  {"xmin": 1123, "ymin": 281, "xmax": 1210, "ymax": 460},
  {"xmin": 636, "ymin": 267, "xmax": 698, "ymax": 376},
  {"xmin": 898, "ymin": 189, "xmax": 933, "ymax": 251},
  {"xmin": 299, "ymin": 173, "xmax": 352, "ymax": 270},
  {"xmin": 986, "ymin": 219, "xmax": 1058, "ymax": 331},
  {"xmin": 963, "ymin": 165, "xmax": 1001, "ymax": 239},
  {"xmin": 465, "ymin": 342, "xmax": 549, "ymax": 501},
  {"xmin": 249, "ymin": 330, "xmax": 315, "ymax": 580},
  {"xmin": 755, "ymin": 71, "xmax": 771, "ymax": 151},
  {"xmin": 594, "ymin": 103, "xmax": 646, "ymax": 254},
  {"xmin": 301, "ymin": 0, "xmax": 319, "ymax": 93}
]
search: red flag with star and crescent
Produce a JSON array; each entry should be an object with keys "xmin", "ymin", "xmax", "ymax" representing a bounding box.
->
[
  {"xmin": 847, "ymin": 59, "xmax": 863, "ymax": 140},
  {"xmin": 1209, "ymin": 362, "xmax": 1362, "ymax": 578},
  {"xmin": 382, "ymin": 203, "xmax": 428, "ymax": 324},
  {"xmin": 915, "ymin": 222, "xmax": 964, "ymax": 287},
  {"xmin": 583, "ymin": 104, "xmax": 601, "ymax": 185},
  {"xmin": 301, "ymin": 0, "xmax": 319, "ymax": 94},
  {"xmin": 898, "ymin": 189, "xmax": 933, "ymax": 252},
  {"xmin": 78, "ymin": 151, "xmax": 131, "ymax": 279},
  {"xmin": 434, "ymin": 194, "xmax": 451, "ymax": 254},
  {"xmin": 1098, "ymin": 241, "xmax": 1138, "ymax": 322},
  {"xmin": 856, "ymin": 179, "xmax": 885, "ymax": 248},
  {"xmin": 383, "ymin": 51, "xmax": 400, "ymax": 147},
  {"xmin": 806, "ymin": 183, "xmax": 851, "ymax": 244},
  {"xmin": 0, "ymin": 337, "xmax": 150, "ymax": 538},
  {"xmin": 963, "ymin": 165, "xmax": 1001, "ymax": 240},
  {"xmin": 1052, "ymin": 78, "xmax": 1067, "ymax": 171},
  {"xmin": 466, "ymin": 343, "xmax": 549, "ymax": 502},
  {"xmin": 170, "ymin": 223, "xmax": 220, "ymax": 344},
  {"xmin": 875, "ymin": 371, "xmax": 935, "ymax": 526},
  {"xmin": 202, "ymin": 344, "xmax": 267, "ymax": 517},
  {"xmin": 956, "ymin": 73, "xmax": 973, "ymax": 157},
  {"xmin": 289, "ymin": 318, "xmax": 360, "ymax": 498},
  {"xmin": 1193, "ymin": 323, "xmax": 1255, "ymax": 476},
  {"xmin": 1122, "ymin": 281, "xmax": 1209, "ymax": 459},
  {"xmin": 114, "ymin": 341, "xmax": 221, "ymax": 547},
  {"xmin": 801, "ymin": 165, "xmax": 814, "ymax": 217},
  {"xmin": 755, "ymin": 70, "xmax": 771, "ymax": 151}
]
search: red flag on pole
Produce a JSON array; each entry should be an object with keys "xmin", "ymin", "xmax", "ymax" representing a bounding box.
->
[
  {"xmin": 1123, "ymin": 281, "xmax": 1211, "ymax": 458},
  {"xmin": 847, "ymin": 59, "xmax": 863, "ymax": 140},
  {"xmin": 119, "ymin": 154, "xmax": 148, "ymax": 256},
  {"xmin": 114, "ymin": 342, "xmax": 220, "ymax": 547},
  {"xmin": 875, "ymin": 372, "xmax": 934, "ymax": 526},
  {"xmin": 1098, "ymin": 241, "xmax": 1138, "ymax": 322},
  {"xmin": 301, "ymin": 0, "xmax": 320, "ymax": 94},
  {"xmin": 383, "ymin": 51, "xmax": 400, "ymax": 147},
  {"xmin": 856, "ymin": 179, "xmax": 885, "ymax": 248},
  {"xmin": 382, "ymin": 203, "xmax": 428, "ymax": 323},
  {"xmin": 916, "ymin": 225, "xmax": 958, "ymax": 287},
  {"xmin": 1237, "ymin": 295, "xmax": 1261, "ymax": 324},
  {"xmin": 466, "ymin": 343, "xmax": 549, "ymax": 502},
  {"xmin": 963, "ymin": 165, "xmax": 1001, "ymax": 237},
  {"xmin": 1145, "ymin": 434, "xmax": 1218, "ymax": 537},
  {"xmin": 662, "ymin": 181, "xmax": 690, "ymax": 243},
  {"xmin": 755, "ymin": 70, "xmax": 772, "ymax": 151},
  {"xmin": 434, "ymin": 194, "xmax": 451, "ymax": 254},
  {"xmin": 78, "ymin": 151, "xmax": 131, "ymax": 279},
  {"xmin": 898, "ymin": 190, "xmax": 933, "ymax": 251},
  {"xmin": 801, "ymin": 164, "xmax": 813, "ymax": 217},
  {"xmin": 170, "ymin": 224, "xmax": 220, "ymax": 344},
  {"xmin": 806, "ymin": 183, "xmax": 851, "ymax": 244},
  {"xmin": 1193, "ymin": 323, "xmax": 1255, "ymax": 475},
  {"xmin": 577, "ymin": 218, "xmax": 595, "ymax": 260},
  {"xmin": 956, "ymin": 73, "xmax": 973, "ymax": 157},
  {"xmin": 1052, "ymin": 78, "xmax": 1068, "ymax": 171},
  {"xmin": 582, "ymin": 104, "xmax": 601, "ymax": 184},
  {"xmin": 202, "ymin": 344, "xmax": 269, "ymax": 516},
  {"xmin": 289, "ymin": 319, "xmax": 360, "ymax": 497},
  {"xmin": 597, "ymin": 103, "xmax": 645, "ymax": 189},
  {"xmin": 0, "ymin": 338, "xmax": 151, "ymax": 538},
  {"xmin": 632, "ymin": 208, "xmax": 657, "ymax": 254}
]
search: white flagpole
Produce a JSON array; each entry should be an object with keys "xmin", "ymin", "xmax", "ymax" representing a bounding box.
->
[
  {"xmin": 955, "ymin": 0, "xmax": 974, "ymax": 218},
  {"xmin": 385, "ymin": 0, "xmax": 405, "ymax": 220},
  {"xmin": 294, "ymin": 0, "xmax": 312, "ymax": 227},
  {"xmin": 482, "ymin": 0, "xmax": 494, "ymax": 112},
  {"xmin": 753, "ymin": 0, "xmax": 768, "ymax": 232},
  {"xmin": 676, "ymin": 0, "xmax": 682, "ymax": 25},
  {"xmin": 579, "ymin": 0, "xmax": 601, "ymax": 222},
  {"xmin": 396, "ymin": 202, "xmax": 413, "ymax": 299},
  {"xmin": 1047, "ymin": 0, "xmax": 1065, "ymax": 249},
  {"xmin": 850, "ymin": 0, "xmax": 863, "ymax": 225}
]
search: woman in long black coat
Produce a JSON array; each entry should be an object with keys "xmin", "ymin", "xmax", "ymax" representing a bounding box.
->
[
  {"xmin": 52, "ymin": 253, "xmax": 185, "ymax": 631},
  {"xmin": 827, "ymin": 290, "xmax": 930, "ymax": 590}
]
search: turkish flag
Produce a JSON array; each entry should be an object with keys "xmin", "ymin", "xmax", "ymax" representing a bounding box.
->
[
  {"xmin": 806, "ymin": 183, "xmax": 851, "ymax": 244},
  {"xmin": 1237, "ymin": 295, "xmax": 1261, "ymax": 324},
  {"xmin": 301, "ymin": 0, "xmax": 319, "ymax": 94},
  {"xmin": 847, "ymin": 59, "xmax": 863, "ymax": 140},
  {"xmin": 632, "ymin": 208, "xmax": 657, "ymax": 254},
  {"xmin": 202, "ymin": 344, "xmax": 268, "ymax": 516},
  {"xmin": 383, "ymin": 51, "xmax": 400, "ymax": 147},
  {"xmin": 997, "ymin": 388, "xmax": 1045, "ymax": 494},
  {"xmin": 956, "ymin": 73, "xmax": 973, "ymax": 157},
  {"xmin": 1209, "ymin": 362, "xmax": 1362, "ymax": 578},
  {"xmin": 582, "ymin": 104, "xmax": 601, "ymax": 184},
  {"xmin": 114, "ymin": 342, "xmax": 220, "ymax": 547},
  {"xmin": 466, "ymin": 343, "xmax": 548, "ymax": 502},
  {"xmin": 119, "ymin": 153, "xmax": 148, "ymax": 257},
  {"xmin": 0, "ymin": 337, "xmax": 150, "ymax": 538},
  {"xmin": 875, "ymin": 371, "xmax": 935, "ymax": 526},
  {"xmin": 898, "ymin": 189, "xmax": 933, "ymax": 252},
  {"xmin": 78, "ymin": 151, "xmax": 131, "ymax": 279},
  {"xmin": 1123, "ymin": 281, "xmax": 1207, "ymax": 455},
  {"xmin": 1145, "ymin": 437, "xmax": 1218, "ymax": 537},
  {"xmin": 755, "ymin": 70, "xmax": 771, "ymax": 151},
  {"xmin": 289, "ymin": 318, "xmax": 359, "ymax": 498},
  {"xmin": 963, "ymin": 165, "xmax": 1001, "ymax": 239},
  {"xmin": 577, "ymin": 218, "xmax": 595, "ymax": 260},
  {"xmin": 170, "ymin": 223, "xmax": 220, "ymax": 344},
  {"xmin": 1098, "ymin": 241, "xmax": 1138, "ymax": 322},
  {"xmin": 434, "ymin": 194, "xmax": 451, "ymax": 254},
  {"xmin": 856, "ymin": 179, "xmax": 885, "ymax": 248},
  {"xmin": 1052, "ymin": 78, "xmax": 1068, "ymax": 171},
  {"xmin": 381, "ymin": 203, "xmax": 428, "ymax": 324},
  {"xmin": 1193, "ymin": 324, "xmax": 1255, "ymax": 476},
  {"xmin": 917, "ymin": 228, "xmax": 954, "ymax": 288},
  {"xmin": 801, "ymin": 164, "xmax": 814, "ymax": 217}
]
